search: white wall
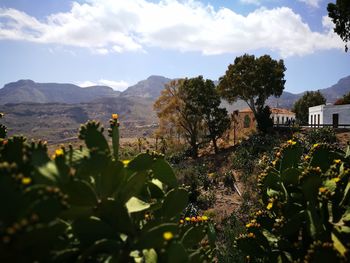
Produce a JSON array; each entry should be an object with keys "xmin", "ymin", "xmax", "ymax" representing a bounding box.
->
[{"xmin": 309, "ymin": 104, "xmax": 350, "ymax": 125}]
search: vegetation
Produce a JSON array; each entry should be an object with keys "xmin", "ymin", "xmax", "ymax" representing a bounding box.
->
[
  {"xmin": 328, "ymin": 0, "xmax": 350, "ymax": 52},
  {"xmin": 335, "ymin": 91, "xmax": 350, "ymax": 105},
  {"xmin": 218, "ymin": 54, "xmax": 286, "ymax": 132},
  {"xmin": 154, "ymin": 76, "xmax": 230, "ymax": 158},
  {"xmin": 292, "ymin": 91, "xmax": 327, "ymax": 124},
  {"xmin": 0, "ymin": 114, "xmax": 216, "ymax": 262},
  {"xmin": 236, "ymin": 140, "xmax": 350, "ymax": 262}
]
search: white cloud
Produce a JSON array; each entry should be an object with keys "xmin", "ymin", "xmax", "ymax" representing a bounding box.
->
[
  {"xmin": 77, "ymin": 79, "xmax": 129, "ymax": 91},
  {"xmin": 0, "ymin": 0, "xmax": 343, "ymax": 57},
  {"xmin": 297, "ymin": 0, "xmax": 322, "ymax": 8},
  {"xmin": 240, "ymin": 0, "xmax": 261, "ymax": 5}
]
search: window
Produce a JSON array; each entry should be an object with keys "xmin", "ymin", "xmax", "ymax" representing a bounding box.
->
[
  {"xmin": 243, "ymin": 115, "xmax": 251, "ymax": 128},
  {"xmin": 282, "ymin": 116, "xmax": 284, "ymax": 124},
  {"xmin": 311, "ymin": 115, "xmax": 313, "ymax": 125},
  {"xmin": 317, "ymin": 114, "xmax": 320, "ymax": 125}
]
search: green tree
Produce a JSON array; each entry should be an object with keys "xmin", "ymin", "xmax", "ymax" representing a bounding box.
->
[
  {"xmin": 328, "ymin": 0, "xmax": 350, "ymax": 52},
  {"xmin": 184, "ymin": 77, "xmax": 230, "ymax": 154},
  {"xmin": 334, "ymin": 91, "xmax": 350, "ymax": 104},
  {"xmin": 154, "ymin": 77, "xmax": 230, "ymax": 157},
  {"xmin": 218, "ymin": 54, "xmax": 286, "ymax": 132},
  {"xmin": 292, "ymin": 91, "xmax": 326, "ymax": 124}
]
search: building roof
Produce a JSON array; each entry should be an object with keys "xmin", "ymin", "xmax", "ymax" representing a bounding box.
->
[{"xmin": 239, "ymin": 107, "xmax": 294, "ymax": 115}]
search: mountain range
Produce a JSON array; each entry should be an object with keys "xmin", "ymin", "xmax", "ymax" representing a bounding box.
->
[{"xmin": 0, "ymin": 75, "xmax": 349, "ymax": 143}]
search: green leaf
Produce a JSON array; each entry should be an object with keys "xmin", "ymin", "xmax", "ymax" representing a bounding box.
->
[
  {"xmin": 77, "ymin": 239, "xmax": 121, "ymax": 263},
  {"xmin": 137, "ymin": 223, "xmax": 178, "ymax": 249},
  {"xmin": 167, "ymin": 242, "xmax": 189, "ymax": 263},
  {"xmin": 72, "ymin": 217, "xmax": 115, "ymax": 248},
  {"xmin": 281, "ymin": 168, "xmax": 300, "ymax": 186},
  {"xmin": 95, "ymin": 199, "xmax": 134, "ymax": 235},
  {"xmin": 332, "ymin": 232, "xmax": 347, "ymax": 257},
  {"xmin": 161, "ymin": 188, "xmax": 188, "ymax": 219},
  {"xmin": 62, "ymin": 180, "xmax": 98, "ymax": 206},
  {"xmin": 120, "ymin": 171, "xmax": 148, "ymax": 203},
  {"xmin": 128, "ymin": 153, "xmax": 153, "ymax": 171},
  {"xmin": 100, "ymin": 160, "xmax": 125, "ymax": 198},
  {"xmin": 181, "ymin": 225, "xmax": 206, "ymax": 248},
  {"xmin": 143, "ymin": 249, "xmax": 158, "ymax": 263},
  {"xmin": 280, "ymin": 145, "xmax": 303, "ymax": 171},
  {"xmin": 126, "ymin": 197, "xmax": 150, "ymax": 213},
  {"xmin": 152, "ymin": 159, "xmax": 178, "ymax": 188}
]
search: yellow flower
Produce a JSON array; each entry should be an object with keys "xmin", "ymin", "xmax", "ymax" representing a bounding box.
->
[
  {"xmin": 122, "ymin": 160, "xmax": 130, "ymax": 167},
  {"xmin": 246, "ymin": 223, "xmax": 252, "ymax": 228},
  {"xmin": 332, "ymin": 177, "xmax": 340, "ymax": 183},
  {"xmin": 313, "ymin": 143, "xmax": 319, "ymax": 148},
  {"xmin": 185, "ymin": 217, "xmax": 190, "ymax": 221},
  {"xmin": 334, "ymin": 159, "xmax": 341, "ymax": 164},
  {"xmin": 55, "ymin": 149, "xmax": 64, "ymax": 157},
  {"xmin": 202, "ymin": 216, "xmax": 208, "ymax": 221},
  {"xmin": 304, "ymin": 155, "xmax": 310, "ymax": 160},
  {"xmin": 21, "ymin": 177, "xmax": 31, "ymax": 185},
  {"xmin": 247, "ymin": 233, "xmax": 255, "ymax": 238},
  {"xmin": 319, "ymin": 187, "xmax": 327, "ymax": 193},
  {"xmin": 287, "ymin": 140, "xmax": 296, "ymax": 145},
  {"xmin": 112, "ymin": 113, "xmax": 119, "ymax": 120},
  {"xmin": 179, "ymin": 219, "xmax": 184, "ymax": 224},
  {"xmin": 267, "ymin": 202, "xmax": 273, "ymax": 210},
  {"xmin": 163, "ymin": 231, "xmax": 173, "ymax": 241}
]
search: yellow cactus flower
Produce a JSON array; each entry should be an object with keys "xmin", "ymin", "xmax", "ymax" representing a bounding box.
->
[
  {"xmin": 122, "ymin": 160, "xmax": 130, "ymax": 167},
  {"xmin": 319, "ymin": 187, "xmax": 327, "ymax": 193},
  {"xmin": 332, "ymin": 177, "xmax": 340, "ymax": 183},
  {"xmin": 55, "ymin": 149, "xmax": 64, "ymax": 157},
  {"xmin": 112, "ymin": 113, "xmax": 119, "ymax": 120},
  {"xmin": 163, "ymin": 231, "xmax": 173, "ymax": 241},
  {"xmin": 267, "ymin": 202, "xmax": 273, "ymax": 210},
  {"xmin": 247, "ymin": 232, "xmax": 255, "ymax": 238},
  {"xmin": 185, "ymin": 217, "xmax": 190, "ymax": 221},
  {"xmin": 21, "ymin": 177, "xmax": 31, "ymax": 185},
  {"xmin": 287, "ymin": 140, "xmax": 296, "ymax": 145},
  {"xmin": 334, "ymin": 159, "xmax": 341, "ymax": 164},
  {"xmin": 202, "ymin": 216, "xmax": 208, "ymax": 221}
]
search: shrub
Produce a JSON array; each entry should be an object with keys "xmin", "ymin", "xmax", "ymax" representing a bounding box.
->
[
  {"xmin": 236, "ymin": 139, "xmax": 350, "ymax": 262},
  {"xmin": 0, "ymin": 114, "xmax": 216, "ymax": 262},
  {"xmin": 305, "ymin": 127, "xmax": 337, "ymax": 149}
]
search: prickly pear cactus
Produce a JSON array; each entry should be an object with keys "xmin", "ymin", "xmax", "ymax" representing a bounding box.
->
[
  {"xmin": 237, "ymin": 139, "xmax": 350, "ymax": 262},
  {"xmin": 0, "ymin": 114, "xmax": 216, "ymax": 262}
]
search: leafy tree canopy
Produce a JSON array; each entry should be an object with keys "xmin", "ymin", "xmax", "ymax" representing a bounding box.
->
[
  {"xmin": 292, "ymin": 91, "xmax": 326, "ymax": 124},
  {"xmin": 328, "ymin": 0, "xmax": 350, "ymax": 52},
  {"xmin": 335, "ymin": 91, "xmax": 350, "ymax": 105},
  {"xmin": 218, "ymin": 54, "xmax": 286, "ymax": 131}
]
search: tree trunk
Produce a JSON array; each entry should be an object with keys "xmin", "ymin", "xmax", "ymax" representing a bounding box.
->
[{"xmin": 212, "ymin": 138, "xmax": 218, "ymax": 154}]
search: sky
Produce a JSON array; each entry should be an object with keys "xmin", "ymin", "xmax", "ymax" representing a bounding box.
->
[{"xmin": 0, "ymin": 0, "xmax": 349, "ymax": 93}]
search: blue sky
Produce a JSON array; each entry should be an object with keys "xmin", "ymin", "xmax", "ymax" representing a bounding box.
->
[{"xmin": 0, "ymin": 0, "xmax": 348, "ymax": 93}]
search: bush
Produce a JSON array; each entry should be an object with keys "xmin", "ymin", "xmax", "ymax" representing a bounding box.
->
[
  {"xmin": 305, "ymin": 127, "xmax": 337, "ymax": 148},
  {"xmin": 236, "ymin": 139, "xmax": 350, "ymax": 262},
  {"xmin": 0, "ymin": 114, "xmax": 216, "ymax": 262}
]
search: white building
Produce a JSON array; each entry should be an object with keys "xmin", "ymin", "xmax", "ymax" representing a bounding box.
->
[
  {"xmin": 308, "ymin": 104, "xmax": 350, "ymax": 127},
  {"xmin": 270, "ymin": 108, "xmax": 296, "ymax": 125}
]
